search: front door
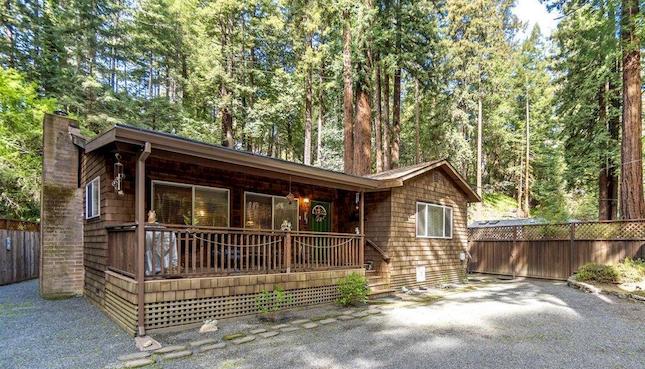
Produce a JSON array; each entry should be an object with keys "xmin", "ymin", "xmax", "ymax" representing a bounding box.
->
[{"xmin": 310, "ymin": 201, "xmax": 331, "ymax": 232}]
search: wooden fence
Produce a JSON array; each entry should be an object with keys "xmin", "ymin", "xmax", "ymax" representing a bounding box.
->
[
  {"xmin": 468, "ymin": 220, "xmax": 645, "ymax": 280},
  {"xmin": 0, "ymin": 219, "xmax": 40, "ymax": 285}
]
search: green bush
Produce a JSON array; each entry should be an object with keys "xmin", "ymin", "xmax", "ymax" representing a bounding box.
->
[
  {"xmin": 614, "ymin": 258, "xmax": 645, "ymax": 283},
  {"xmin": 255, "ymin": 287, "xmax": 292, "ymax": 314},
  {"xmin": 576, "ymin": 263, "xmax": 619, "ymax": 284},
  {"xmin": 337, "ymin": 272, "xmax": 369, "ymax": 306}
]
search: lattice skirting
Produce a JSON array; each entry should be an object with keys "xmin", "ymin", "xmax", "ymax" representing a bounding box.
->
[{"xmin": 145, "ymin": 285, "xmax": 340, "ymax": 332}]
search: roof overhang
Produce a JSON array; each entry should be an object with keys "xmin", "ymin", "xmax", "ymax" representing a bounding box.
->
[{"xmin": 85, "ymin": 125, "xmax": 385, "ymax": 191}]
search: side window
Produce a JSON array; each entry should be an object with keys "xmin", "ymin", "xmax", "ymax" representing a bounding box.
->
[
  {"xmin": 416, "ymin": 202, "xmax": 452, "ymax": 238},
  {"xmin": 85, "ymin": 176, "xmax": 100, "ymax": 219}
]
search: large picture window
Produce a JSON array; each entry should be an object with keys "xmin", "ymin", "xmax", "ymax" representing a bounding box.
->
[
  {"xmin": 152, "ymin": 181, "xmax": 229, "ymax": 227},
  {"xmin": 244, "ymin": 192, "xmax": 299, "ymax": 231},
  {"xmin": 85, "ymin": 176, "xmax": 100, "ymax": 219},
  {"xmin": 416, "ymin": 202, "xmax": 452, "ymax": 239}
]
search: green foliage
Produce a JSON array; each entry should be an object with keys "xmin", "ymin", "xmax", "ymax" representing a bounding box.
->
[
  {"xmin": 576, "ymin": 258, "xmax": 645, "ymax": 284},
  {"xmin": 255, "ymin": 287, "xmax": 293, "ymax": 314},
  {"xmin": 336, "ymin": 272, "xmax": 368, "ymax": 306}
]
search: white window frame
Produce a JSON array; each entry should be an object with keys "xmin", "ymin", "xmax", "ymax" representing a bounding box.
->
[
  {"xmin": 85, "ymin": 176, "xmax": 100, "ymax": 219},
  {"xmin": 416, "ymin": 201, "xmax": 453, "ymax": 239},
  {"xmin": 151, "ymin": 180, "xmax": 230, "ymax": 227},
  {"xmin": 243, "ymin": 191, "xmax": 299, "ymax": 231}
]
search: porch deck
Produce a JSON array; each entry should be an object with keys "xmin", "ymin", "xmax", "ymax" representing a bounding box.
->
[{"xmin": 107, "ymin": 224, "xmax": 364, "ymax": 280}]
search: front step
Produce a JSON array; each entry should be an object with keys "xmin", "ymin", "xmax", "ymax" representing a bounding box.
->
[{"xmin": 367, "ymin": 279, "xmax": 394, "ymax": 297}]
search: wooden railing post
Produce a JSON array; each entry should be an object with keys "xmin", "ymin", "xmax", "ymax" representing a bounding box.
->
[
  {"xmin": 359, "ymin": 235, "xmax": 365, "ymax": 268},
  {"xmin": 285, "ymin": 231, "xmax": 291, "ymax": 273}
]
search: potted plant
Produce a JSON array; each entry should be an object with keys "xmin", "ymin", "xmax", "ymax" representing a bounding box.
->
[{"xmin": 255, "ymin": 287, "xmax": 293, "ymax": 322}]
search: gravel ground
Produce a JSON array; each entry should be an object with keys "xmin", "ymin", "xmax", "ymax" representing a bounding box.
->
[
  {"xmin": 2, "ymin": 278, "xmax": 644, "ymax": 369},
  {"xmin": 157, "ymin": 279, "xmax": 644, "ymax": 369},
  {"xmin": 0, "ymin": 279, "xmax": 132, "ymax": 369}
]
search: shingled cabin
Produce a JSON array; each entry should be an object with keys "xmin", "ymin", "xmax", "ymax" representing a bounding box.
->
[{"xmin": 40, "ymin": 113, "xmax": 480, "ymax": 335}]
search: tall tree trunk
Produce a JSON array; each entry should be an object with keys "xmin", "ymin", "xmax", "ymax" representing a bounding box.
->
[
  {"xmin": 220, "ymin": 24, "xmax": 234, "ymax": 147},
  {"xmin": 316, "ymin": 64, "xmax": 324, "ymax": 165},
  {"xmin": 476, "ymin": 95, "xmax": 483, "ymax": 198},
  {"xmin": 620, "ymin": 0, "xmax": 644, "ymax": 219},
  {"xmin": 608, "ymin": 73, "xmax": 620, "ymax": 219},
  {"xmin": 391, "ymin": 1, "xmax": 402, "ymax": 168},
  {"xmin": 375, "ymin": 55, "xmax": 383, "ymax": 172},
  {"xmin": 383, "ymin": 64, "xmax": 391, "ymax": 170},
  {"xmin": 599, "ymin": 83, "xmax": 610, "ymax": 220},
  {"xmin": 342, "ymin": 9, "xmax": 354, "ymax": 174},
  {"xmin": 354, "ymin": 86, "xmax": 372, "ymax": 175},
  {"xmin": 304, "ymin": 32, "xmax": 313, "ymax": 165},
  {"xmin": 517, "ymin": 156, "xmax": 524, "ymax": 216},
  {"xmin": 524, "ymin": 87, "xmax": 530, "ymax": 215},
  {"xmin": 415, "ymin": 78, "xmax": 421, "ymax": 164}
]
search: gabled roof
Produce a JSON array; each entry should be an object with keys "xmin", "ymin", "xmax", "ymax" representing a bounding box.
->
[
  {"xmin": 367, "ymin": 160, "xmax": 481, "ymax": 202},
  {"xmin": 84, "ymin": 124, "xmax": 480, "ymax": 201}
]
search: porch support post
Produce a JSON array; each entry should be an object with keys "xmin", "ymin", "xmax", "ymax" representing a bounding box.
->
[
  {"xmin": 359, "ymin": 191, "xmax": 365, "ymax": 267},
  {"xmin": 136, "ymin": 142, "xmax": 151, "ymax": 336},
  {"xmin": 285, "ymin": 231, "xmax": 291, "ymax": 273}
]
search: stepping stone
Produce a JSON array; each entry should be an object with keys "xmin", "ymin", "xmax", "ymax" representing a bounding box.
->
[
  {"xmin": 291, "ymin": 319, "xmax": 311, "ymax": 325},
  {"xmin": 232, "ymin": 335, "xmax": 256, "ymax": 345},
  {"xmin": 318, "ymin": 318, "xmax": 337, "ymax": 325},
  {"xmin": 199, "ymin": 342, "xmax": 226, "ymax": 352},
  {"xmin": 337, "ymin": 315, "xmax": 354, "ymax": 321},
  {"xmin": 249, "ymin": 328, "xmax": 267, "ymax": 334},
  {"xmin": 302, "ymin": 322, "xmax": 318, "ymax": 329},
  {"xmin": 272, "ymin": 324, "xmax": 290, "ymax": 330},
  {"xmin": 223, "ymin": 333, "xmax": 246, "ymax": 341},
  {"xmin": 281, "ymin": 326, "xmax": 300, "ymax": 332},
  {"xmin": 118, "ymin": 352, "xmax": 151, "ymax": 361},
  {"xmin": 189, "ymin": 338, "xmax": 217, "ymax": 347},
  {"xmin": 161, "ymin": 350, "xmax": 192, "ymax": 361},
  {"xmin": 123, "ymin": 358, "xmax": 155, "ymax": 368},
  {"xmin": 368, "ymin": 309, "xmax": 382, "ymax": 315},
  {"xmin": 258, "ymin": 331, "xmax": 280, "ymax": 338},
  {"xmin": 342, "ymin": 310, "xmax": 355, "ymax": 315},
  {"xmin": 352, "ymin": 311, "xmax": 370, "ymax": 318},
  {"xmin": 154, "ymin": 345, "xmax": 187, "ymax": 354}
]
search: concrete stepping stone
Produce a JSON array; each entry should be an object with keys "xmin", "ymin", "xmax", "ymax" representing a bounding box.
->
[
  {"xmin": 318, "ymin": 318, "xmax": 337, "ymax": 325},
  {"xmin": 161, "ymin": 350, "xmax": 192, "ymax": 361},
  {"xmin": 271, "ymin": 324, "xmax": 290, "ymax": 330},
  {"xmin": 337, "ymin": 315, "xmax": 354, "ymax": 321},
  {"xmin": 368, "ymin": 309, "xmax": 382, "ymax": 315},
  {"xmin": 118, "ymin": 352, "xmax": 151, "ymax": 361},
  {"xmin": 280, "ymin": 326, "xmax": 300, "ymax": 332},
  {"xmin": 341, "ymin": 310, "xmax": 355, "ymax": 315},
  {"xmin": 352, "ymin": 311, "xmax": 370, "ymax": 318},
  {"xmin": 290, "ymin": 319, "xmax": 311, "ymax": 325},
  {"xmin": 302, "ymin": 322, "xmax": 318, "ymax": 329},
  {"xmin": 249, "ymin": 328, "xmax": 267, "ymax": 334},
  {"xmin": 232, "ymin": 335, "xmax": 256, "ymax": 345},
  {"xmin": 258, "ymin": 331, "xmax": 280, "ymax": 338},
  {"xmin": 199, "ymin": 342, "xmax": 226, "ymax": 352},
  {"xmin": 154, "ymin": 345, "xmax": 187, "ymax": 354},
  {"xmin": 223, "ymin": 333, "xmax": 246, "ymax": 341},
  {"xmin": 189, "ymin": 338, "xmax": 217, "ymax": 347},
  {"xmin": 123, "ymin": 358, "xmax": 155, "ymax": 368}
]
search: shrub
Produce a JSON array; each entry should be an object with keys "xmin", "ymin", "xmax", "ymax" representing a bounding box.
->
[
  {"xmin": 576, "ymin": 263, "xmax": 619, "ymax": 284},
  {"xmin": 337, "ymin": 272, "xmax": 369, "ymax": 306},
  {"xmin": 614, "ymin": 258, "xmax": 645, "ymax": 283},
  {"xmin": 255, "ymin": 287, "xmax": 292, "ymax": 314}
]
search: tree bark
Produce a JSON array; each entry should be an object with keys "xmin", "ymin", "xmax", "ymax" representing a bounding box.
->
[
  {"xmin": 415, "ymin": 78, "xmax": 421, "ymax": 164},
  {"xmin": 316, "ymin": 64, "xmax": 324, "ymax": 165},
  {"xmin": 375, "ymin": 55, "xmax": 383, "ymax": 172},
  {"xmin": 524, "ymin": 87, "xmax": 530, "ymax": 216},
  {"xmin": 383, "ymin": 64, "xmax": 391, "ymax": 171},
  {"xmin": 391, "ymin": 1, "xmax": 402, "ymax": 169},
  {"xmin": 354, "ymin": 86, "xmax": 372, "ymax": 175},
  {"xmin": 342, "ymin": 9, "xmax": 354, "ymax": 174},
  {"xmin": 620, "ymin": 0, "xmax": 644, "ymax": 219},
  {"xmin": 304, "ymin": 53, "xmax": 313, "ymax": 164},
  {"xmin": 476, "ymin": 95, "xmax": 483, "ymax": 197},
  {"xmin": 220, "ymin": 22, "xmax": 234, "ymax": 147}
]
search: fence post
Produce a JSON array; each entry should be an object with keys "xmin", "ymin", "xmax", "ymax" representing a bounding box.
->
[
  {"xmin": 569, "ymin": 223, "xmax": 576, "ymax": 276},
  {"xmin": 285, "ymin": 231, "xmax": 291, "ymax": 273},
  {"xmin": 512, "ymin": 226, "xmax": 518, "ymax": 279}
]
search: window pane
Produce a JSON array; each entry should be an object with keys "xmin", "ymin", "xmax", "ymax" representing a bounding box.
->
[
  {"xmin": 86, "ymin": 182, "xmax": 93, "ymax": 218},
  {"xmin": 416, "ymin": 203, "xmax": 426, "ymax": 237},
  {"xmin": 194, "ymin": 188, "xmax": 228, "ymax": 227},
  {"xmin": 444, "ymin": 207, "xmax": 452, "ymax": 238},
  {"xmin": 245, "ymin": 193, "xmax": 272, "ymax": 229},
  {"xmin": 428, "ymin": 205, "xmax": 444, "ymax": 237},
  {"xmin": 153, "ymin": 184, "xmax": 192, "ymax": 225},
  {"xmin": 91, "ymin": 179, "xmax": 99, "ymax": 217},
  {"xmin": 273, "ymin": 197, "xmax": 298, "ymax": 231}
]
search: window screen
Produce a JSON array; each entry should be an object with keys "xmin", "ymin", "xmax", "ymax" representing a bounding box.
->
[
  {"xmin": 244, "ymin": 193, "xmax": 273, "ymax": 230},
  {"xmin": 416, "ymin": 202, "xmax": 453, "ymax": 238},
  {"xmin": 274, "ymin": 197, "xmax": 298, "ymax": 230},
  {"xmin": 194, "ymin": 187, "xmax": 229, "ymax": 227},
  {"xmin": 152, "ymin": 182, "xmax": 229, "ymax": 226},
  {"xmin": 85, "ymin": 177, "xmax": 100, "ymax": 219},
  {"xmin": 153, "ymin": 183, "xmax": 192, "ymax": 225}
]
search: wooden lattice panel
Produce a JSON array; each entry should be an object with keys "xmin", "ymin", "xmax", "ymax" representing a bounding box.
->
[
  {"xmin": 144, "ymin": 285, "xmax": 340, "ymax": 331},
  {"xmin": 468, "ymin": 226, "xmax": 515, "ymax": 241},
  {"xmin": 517, "ymin": 224, "xmax": 569, "ymax": 241},
  {"xmin": 574, "ymin": 221, "xmax": 645, "ymax": 240}
]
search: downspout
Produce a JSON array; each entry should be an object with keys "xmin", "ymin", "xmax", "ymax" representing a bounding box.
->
[{"xmin": 136, "ymin": 142, "xmax": 151, "ymax": 336}]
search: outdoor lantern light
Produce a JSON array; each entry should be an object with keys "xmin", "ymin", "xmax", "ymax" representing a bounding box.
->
[
  {"xmin": 286, "ymin": 176, "xmax": 295, "ymax": 204},
  {"xmin": 112, "ymin": 153, "xmax": 125, "ymax": 196},
  {"xmin": 303, "ymin": 198, "xmax": 310, "ymax": 224}
]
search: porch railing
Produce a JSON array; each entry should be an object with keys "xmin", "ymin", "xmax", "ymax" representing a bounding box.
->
[{"xmin": 106, "ymin": 224, "xmax": 363, "ymax": 279}]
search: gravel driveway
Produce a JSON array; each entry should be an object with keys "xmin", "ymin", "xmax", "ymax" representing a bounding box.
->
[
  {"xmin": 1, "ymin": 278, "xmax": 643, "ymax": 369},
  {"xmin": 0, "ymin": 279, "xmax": 132, "ymax": 369}
]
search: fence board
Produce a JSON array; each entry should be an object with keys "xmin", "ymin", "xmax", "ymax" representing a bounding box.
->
[
  {"xmin": 0, "ymin": 220, "xmax": 40, "ymax": 285},
  {"xmin": 469, "ymin": 220, "xmax": 645, "ymax": 280}
]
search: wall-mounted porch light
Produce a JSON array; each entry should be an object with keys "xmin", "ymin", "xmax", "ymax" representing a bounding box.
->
[
  {"xmin": 112, "ymin": 153, "xmax": 125, "ymax": 196},
  {"xmin": 303, "ymin": 198, "xmax": 310, "ymax": 224}
]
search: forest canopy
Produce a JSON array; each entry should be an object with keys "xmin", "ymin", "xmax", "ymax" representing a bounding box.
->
[{"xmin": 0, "ymin": 0, "xmax": 642, "ymax": 222}]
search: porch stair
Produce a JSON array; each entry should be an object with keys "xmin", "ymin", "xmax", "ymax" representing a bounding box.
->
[{"xmin": 366, "ymin": 270, "xmax": 395, "ymax": 298}]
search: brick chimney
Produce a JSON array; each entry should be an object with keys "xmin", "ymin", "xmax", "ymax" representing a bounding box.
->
[{"xmin": 40, "ymin": 113, "xmax": 85, "ymax": 298}]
